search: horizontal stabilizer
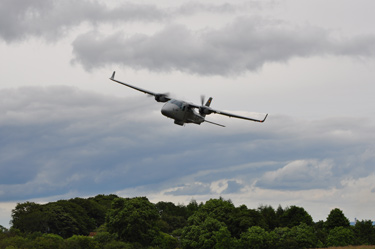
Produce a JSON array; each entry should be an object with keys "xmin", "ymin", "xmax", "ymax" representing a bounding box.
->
[{"xmin": 204, "ymin": 119, "xmax": 225, "ymax": 127}]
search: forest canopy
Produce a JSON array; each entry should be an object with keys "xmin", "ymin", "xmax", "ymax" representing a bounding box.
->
[{"xmin": 1, "ymin": 195, "xmax": 374, "ymax": 249}]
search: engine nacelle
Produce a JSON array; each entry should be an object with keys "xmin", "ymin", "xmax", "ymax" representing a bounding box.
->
[
  {"xmin": 199, "ymin": 106, "xmax": 213, "ymax": 115},
  {"xmin": 155, "ymin": 94, "xmax": 169, "ymax": 102}
]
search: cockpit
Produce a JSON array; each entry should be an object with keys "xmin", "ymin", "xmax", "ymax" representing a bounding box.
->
[{"xmin": 169, "ymin": 99, "xmax": 186, "ymax": 111}]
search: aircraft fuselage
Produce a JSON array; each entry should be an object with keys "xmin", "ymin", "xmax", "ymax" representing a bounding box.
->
[{"xmin": 161, "ymin": 99, "xmax": 204, "ymax": 126}]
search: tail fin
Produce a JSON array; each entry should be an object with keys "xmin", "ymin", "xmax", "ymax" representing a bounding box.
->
[{"xmin": 205, "ymin": 97, "xmax": 213, "ymax": 107}]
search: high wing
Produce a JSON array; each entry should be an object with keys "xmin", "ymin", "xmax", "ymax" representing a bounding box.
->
[
  {"xmin": 188, "ymin": 102, "xmax": 268, "ymax": 123},
  {"xmin": 213, "ymin": 110, "xmax": 268, "ymax": 123},
  {"xmin": 109, "ymin": 71, "xmax": 170, "ymax": 102}
]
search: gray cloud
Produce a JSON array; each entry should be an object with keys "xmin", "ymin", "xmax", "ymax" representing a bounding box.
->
[
  {"xmin": 72, "ymin": 17, "xmax": 375, "ymax": 75},
  {"xmin": 1, "ymin": 86, "xmax": 374, "ymax": 202},
  {"xmin": 222, "ymin": 180, "xmax": 244, "ymax": 194},
  {"xmin": 0, "ymin": 0, "xmax": 168, "ymax": 42},
  {"xmin": 2, "ymin": 0, "xmax": 374, "ymax": 76},
  {"xmin": 0, "ymin": 0, "xmax": 257, "ymax": 43}
]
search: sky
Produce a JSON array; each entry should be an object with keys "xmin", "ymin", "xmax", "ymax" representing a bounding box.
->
[{"xmin": 1, "ymin": 0, "xmax": 375, "ymax": 228}]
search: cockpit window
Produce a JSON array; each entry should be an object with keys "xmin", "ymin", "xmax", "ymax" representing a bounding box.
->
[{"xmin": 170, "ymin": 99, "xmax": 184, "ymax": 110}]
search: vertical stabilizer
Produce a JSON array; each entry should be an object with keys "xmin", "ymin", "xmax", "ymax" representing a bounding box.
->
[{"xmin": 205, "ymin": 97, "xmax": 213, "ymax": 107}]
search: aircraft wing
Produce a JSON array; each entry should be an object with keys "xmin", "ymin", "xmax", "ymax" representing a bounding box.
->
[
  {"xmin": 188, "ymin": 102, "xmax": 268, "ymax": 123},
  {"xmin": 109, "ymin": 71, "xmax": 170, "ymax": 102},
  {"xmin": 212, "ymin": 109, "xmax": 268, "ymax": 123}
]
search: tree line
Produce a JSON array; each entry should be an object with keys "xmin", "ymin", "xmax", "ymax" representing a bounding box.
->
[{"xmin": 1, "ymin": 195, "xmax": 374, "ymax": 249}]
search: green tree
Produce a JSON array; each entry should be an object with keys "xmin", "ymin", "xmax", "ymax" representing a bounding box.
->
[
  {"xmin": 0, "ymin": 225, "xmax": 7, "ymax": 233},
  {"xmin": 90, "ymin": 194, "xmax": 119, "ymax": 210},
  {"xmin": 152, "ymin": 231, "xmax": 179, "ymax": 249},
  {"xmin": 186, "ymin": 199, "xmax": 202, "ymax": 217},
  {"xmin": 70, "ymin": 197, "xmax": 107, "ymax": 227},
  {"xmin": 198, "ymin": 198, "xmax": 235, "ymax": 225},
  {"xmin": 289, "ymin": 223, "xmax": 317, "ymax": 248},
  {"xmin": 41, "ymin": 203, "xmax": 81, "ymax": 238},
  {"xmin": 325, "ymin": 208, "xmax": 350, "ymax": 230},
  {"xmin": 231, "ymin": 205, "xmax": 267, "ymax": 238},
  {"xmin": 353, "ymin": 219, "xmax": 375, "ymax": 245},
  {"xmin": 156, "ymin": 201, "xmax": 188, "ymax": 233},
  {"xmin": 269, "ymin": 227, "xmax": 294, "ymax": 249},
  {"xmin": 54, "ymin": 200, "xmax": 96, "ymax": 235},
  {"xmin": 66, "ymin": 235, "xmax": 100, "ymax": 249},
  {"xmin": 11, "ymin": 200, "xmax": 97, "ymax": 238},
  {"xmin": 313, "ymin": 220, "xmax": 327, "ymax": 247},
  {"xmin": 326, "ymin": 226, "xmax": 354, "ymax": 247},
  {"xmin": 28, "ymin": 234, "xmax": 65, "ymax": 249},
  {"xmin": 11, "ymin": 202, "xmax": 43, "ymax": 233},
  {"xmin": 93, "ymin": 231, "xmax": 117, "ymax": 245},
  {"xmin": 191, "ymin": 197, "xmax": 237, "ymax": 238},
  {"xmin": 106, "ymin": 197, "xmax": 160, "ymax": 246},
  {"xmin": 275, "ymin": 205, "xmax": 285, "ymax": 220},
  {"xmin": 0, "ymin": 236, "xmax": 29, "ymax": 248},
  {"xmin": 181, "ymin": 217, "xmax": 234, "ymax": 249},
  {"xmin": 280, "ymin": 206, "xmax": 313, "ymax": 228},
  {"xmin": 238, "ymin": 226, "xmax": 271, "ymax": 249},
  {"xmin": 258, "ymin": 205, "xmax": 279, "ymax": 230}
]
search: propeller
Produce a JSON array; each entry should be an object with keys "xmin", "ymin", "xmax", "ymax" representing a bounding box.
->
[
  {"xmin": 199, "ymin": 95, "xmax": 213, "ymax": 115},
  {"xmin": 151, "ymin": 92, "xmax": 170, "ymax": 102},
  {"xmin": 201, "ymin": 95, "xmax": 205, "ymax": 106}
]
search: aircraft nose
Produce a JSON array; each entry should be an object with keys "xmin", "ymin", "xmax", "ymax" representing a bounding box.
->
[{"xmin": 161, "ymin": 104, "xmax": 173, "ymax": 118}]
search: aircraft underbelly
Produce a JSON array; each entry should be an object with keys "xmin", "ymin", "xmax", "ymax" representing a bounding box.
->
[{"xmin": 185, "ymin": 111, "xmax": 203, "ymax": 124}]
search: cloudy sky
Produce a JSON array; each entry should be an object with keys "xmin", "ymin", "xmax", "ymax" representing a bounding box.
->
[{"xmin": 1, "ymin": 0, "xmax": 375, "ymax": 227}]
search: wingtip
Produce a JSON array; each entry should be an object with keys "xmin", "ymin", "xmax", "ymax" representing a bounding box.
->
[
  {"xmin": 261, "ymin": 114, "xmax": 268, "ymax": 122},
  {"xmin": 110, "ymin": 71, "xmax": 116, "ymax": 80}
]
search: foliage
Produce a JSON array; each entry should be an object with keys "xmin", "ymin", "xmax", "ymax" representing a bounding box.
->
[
  {"xmin": 325, "ymin": 208, "xmax": 351, "ymax": 230},
  {"xmin": 280, "ymin": 205, "xmax": 313, "ymax": 228},
  {"xmin": 155, "ymin": 201, "xmax": 189, "ymax": 233},
  {"xmin": 258, "ymin": 205, "xmax": 279, "ymax": 231},
  {"xmin": 65, "ymin": 235, "xmax": 100, "ymax": 249},
  {"xmin": 238, "ymin": 226, "xmax": 272, "ymax": 249},
  {"xmin": 288, "ymin": 222, "xmax": 317, "ymax": 248},
  {"xmin": 152, "ymin": 231, "xmax": 179, "ymax": 249},
  {"xmin": 327, "ymin": 226, "xmax": 355, "ymax": 247},
  {"xmin": 5, "ymin": 195, "xmax": 375, "ymax": 249},
  {"xmin": 353, "ymin": 220, "xmax": 375, "ymax": 245},
  {"xmin": 106, "ymin": 197, "xmax": 160, "ymax": 246},
  {"xmin": 10, "ymin": 195, "xmax": 116, "ymax": 238},
  {"xmin": 181, "ymin": 216, "xmax": 234, "ymax": 249},
  {"xmin": 231, "ymin": 205, "xmax": 267, "ymax": 238}
]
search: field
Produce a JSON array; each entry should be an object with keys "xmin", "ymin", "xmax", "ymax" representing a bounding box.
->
[{"xmin": 312, "ymin": 246, "xmax": 375, "ymax": 249}]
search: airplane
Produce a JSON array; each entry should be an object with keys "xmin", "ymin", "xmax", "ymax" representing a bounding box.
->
[{"xmin": 109, "ymin": 71, "xmax": 268, "ymax": 127}]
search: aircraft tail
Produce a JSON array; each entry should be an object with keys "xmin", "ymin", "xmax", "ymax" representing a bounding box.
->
[{"xmin": 205, "ymin": 97, "xmax": 213, "ymax": 107}]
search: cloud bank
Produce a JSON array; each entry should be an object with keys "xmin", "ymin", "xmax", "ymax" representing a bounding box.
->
[
  {"xmin": 1, "ymin": 86, "xmax": 374, "ymax": 203},
  {"xmin": 1, "ymin": 0, "xmax": 374, "ymax": 76},
  {"xmin": 72, "ymin": 18, "xmax": 375, "ymax": 75}
]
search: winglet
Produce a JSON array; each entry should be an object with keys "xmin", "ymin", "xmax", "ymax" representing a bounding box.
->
[
  {"xmin": 260, "ymin": 114, "xmax": 268, "ymax": 123},
  {"xmin": 110, "ymin": 71, "xmax": 116, "ymax": 80}
]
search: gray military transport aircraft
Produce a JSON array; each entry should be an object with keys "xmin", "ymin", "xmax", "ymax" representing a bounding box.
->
[{"xmin": 110, "ymin": 71, "xmax": 268, "ymax": 127}]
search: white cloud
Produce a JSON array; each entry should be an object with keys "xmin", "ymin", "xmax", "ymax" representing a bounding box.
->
[
  {"xmin": 0, "ymin": 0, "xmax": 168, "ymax": 42},
  {"xmin": 256, "ymin": 159, "xmax": 334, "ymax": 190}
]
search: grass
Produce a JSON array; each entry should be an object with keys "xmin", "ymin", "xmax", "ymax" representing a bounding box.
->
[{"xmin": 312, "ymin": 246, "xmax": 375, "ymax": 249}]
